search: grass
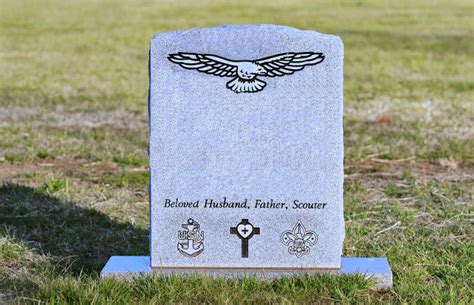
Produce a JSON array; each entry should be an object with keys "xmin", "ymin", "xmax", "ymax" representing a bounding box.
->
[{"xmin": 0, "ymin": 0, "xmax": 473, "ymax": 303}]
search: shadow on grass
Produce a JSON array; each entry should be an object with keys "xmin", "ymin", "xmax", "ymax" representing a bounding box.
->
[
  {"xmin": 0, "ymin": 184, "xmax": 382, "ymax": 303},
  {"xmin": 0, "ymin": 183, "xmax": 148, "ymax": 275}
]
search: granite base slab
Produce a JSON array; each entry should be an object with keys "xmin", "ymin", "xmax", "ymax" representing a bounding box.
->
[{"xmin": 100, "ymin": 256, "xmax": 392, "ymax": 290}]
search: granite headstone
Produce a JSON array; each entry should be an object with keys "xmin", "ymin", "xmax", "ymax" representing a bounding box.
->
[
  {"xmin": 101, "ymin": 25, "xmax": 392, "ymax": 290},
  {"xmin": 149, "ymin": 24, "xmax": 344, "ymax": 269}
]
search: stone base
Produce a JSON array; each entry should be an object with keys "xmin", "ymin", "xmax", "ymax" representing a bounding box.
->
[{"xmin": 100, "ymin": 256, "xmax": 392, "ymax": 290}]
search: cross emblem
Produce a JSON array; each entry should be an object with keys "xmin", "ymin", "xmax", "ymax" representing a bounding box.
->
[{"xmin": 230, "ymin": 219, "xmax": 260, "ymax": 258}]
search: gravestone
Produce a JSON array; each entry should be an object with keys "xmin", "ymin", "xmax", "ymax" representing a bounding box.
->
[
  {"xmin": 101, "ymin": 25, "xmax": 392, "ymax": 289},
  {"xmin": 148, "ymin": 24, "xmax": 344, "ymax": 269}
]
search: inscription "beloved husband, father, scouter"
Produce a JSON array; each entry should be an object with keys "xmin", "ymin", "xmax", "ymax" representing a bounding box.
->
[{"xmin": 164, "ymin": 197, "xmax": 328, "ymax": 210}]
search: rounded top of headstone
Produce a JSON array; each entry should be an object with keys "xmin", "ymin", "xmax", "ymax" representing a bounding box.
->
[{"xmin": 151, "ymin": 24, "xmax": 343, "ymax": 47}]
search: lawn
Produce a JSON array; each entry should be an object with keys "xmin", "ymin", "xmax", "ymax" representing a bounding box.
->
[{"xmin": 0, "ymin": 0, "xmax": 473, "ymax": 303}]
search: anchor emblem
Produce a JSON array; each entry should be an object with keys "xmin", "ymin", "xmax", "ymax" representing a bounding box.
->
[
  {"xmin": 280, "ymin": 220, "xmax": 318, "ymax": 258},
  {"xmin": 177, "ymin": 218, "xmax": 204, "ymax": 257}
]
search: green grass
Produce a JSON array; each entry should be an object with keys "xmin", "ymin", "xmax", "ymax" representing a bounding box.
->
[{"xmin": 0, "ymin": 0, "xmax": 473, "ymax": 303}]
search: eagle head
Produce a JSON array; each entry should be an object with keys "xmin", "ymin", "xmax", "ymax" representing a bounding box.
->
[
  {"xmin": 237, "ymin": 62, "xmax": 267, "ymax": 79},
  {"xmin": 255, "ymin": 65, "xmax": 266, "ymax": 75}
]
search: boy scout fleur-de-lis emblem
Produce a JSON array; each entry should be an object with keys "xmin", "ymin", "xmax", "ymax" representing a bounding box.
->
[
  {"xmin": 168, "ymin": 52, "xmax": 324, "ymax": 93},
  {"xmin": 280, "ymin": 220, "xmax": 318, "ymax": 258}
]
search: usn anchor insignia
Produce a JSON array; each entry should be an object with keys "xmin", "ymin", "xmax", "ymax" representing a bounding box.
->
[
  {"xmin": 280, "ymin": 220, "xmax": 318, "ymax": 258},
  {"xmin": 177, "ymin": 218, "xmax": 204, "ymax": 257}
]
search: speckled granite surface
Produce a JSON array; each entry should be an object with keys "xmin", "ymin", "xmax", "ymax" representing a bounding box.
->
[{"xmin": 148, "ymin": 25, "xmax": 344, "ymax": 269}]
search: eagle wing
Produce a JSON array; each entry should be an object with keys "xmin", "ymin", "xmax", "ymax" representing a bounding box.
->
[
  {"xmin": 255, "ymin": 52, "xmax": 324, "ymax": 77},
  {"xmin": 168, "ymin": 52, "xmax": 238, "ymax": 77}
]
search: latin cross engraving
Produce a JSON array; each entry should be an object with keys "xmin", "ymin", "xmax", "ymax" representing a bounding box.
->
[{"xmin": 230, "ymin": 219, "xmax": 260, "ymax": 258}]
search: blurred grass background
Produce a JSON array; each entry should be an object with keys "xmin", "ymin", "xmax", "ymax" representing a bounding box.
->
[{"xmin": 0, "ymin": 0, "xmax": 473, "ymax": 303}]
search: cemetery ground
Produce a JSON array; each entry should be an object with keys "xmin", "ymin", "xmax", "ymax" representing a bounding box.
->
[{"xmin": 0, "ymin": 0, "xmax": 472, "ymax": 303}]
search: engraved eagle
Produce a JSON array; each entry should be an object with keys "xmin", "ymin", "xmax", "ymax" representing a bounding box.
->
[{"xmin": 167, "ymin": 52, "xmax": 324, "ymax": 93}]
